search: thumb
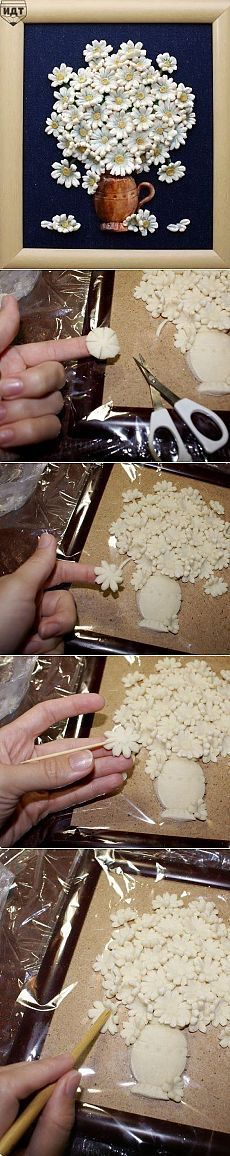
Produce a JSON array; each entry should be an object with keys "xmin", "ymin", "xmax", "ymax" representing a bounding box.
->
[
  {"xmin": 0, "ymin": 295, "xmax": 20, "ymax": 355},
  {"xmin": 16, "ymin": 534, "xmax": 58, "ymax": 598}
]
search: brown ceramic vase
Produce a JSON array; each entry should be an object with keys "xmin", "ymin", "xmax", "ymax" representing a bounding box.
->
[{"xmin": 94, "ymin": 174, "xmax": 155, "ymax": 231}]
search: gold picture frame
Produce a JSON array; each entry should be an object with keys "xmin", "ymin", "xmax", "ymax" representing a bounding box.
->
[{"xmin": 0, "ymin": 0, "xmax": 229, "ymax": 268}]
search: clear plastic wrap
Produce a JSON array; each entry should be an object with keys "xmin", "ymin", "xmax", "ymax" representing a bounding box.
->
[
  {"xmin": 74, "ymin": 463, "xmax": 230, "ymax": 656},
  {"xmin": 0, "ymin": 462, "xmax": 96, "ymax": 573},
  {"xmin": 1, "ymin": 849, "xmax": 229, "ymax": 1152},
  {"xmin": 12, "ymin": 270, "xmax": 115, "ymax": 461},
  {"xmin": 0, "ymin": 848, "xmax": 79, "ymax": 1063},
  {"xmin": 0, "ymin": 654, "xmax": 91, "ymax": 736},
  {"xmin": 71, "ymin": 655, "xmax": 230, "ymax": 844}
]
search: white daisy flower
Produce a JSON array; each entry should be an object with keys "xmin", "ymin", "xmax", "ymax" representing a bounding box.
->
[
  {"xmin": 53, "ymin": 86, "xmax": 75, "ymax": 112},
  {"xmin": 83, "ymin": 40, "xmax": 113, "ymax": 64},
  {"xmin": 82, "ymin": 170, "xmax": 99, "ymax": 193},
  {"xmin": 48, "ymin": 63, "xmax": 73, "ymax": 87},
  {"xmin": 158, "ymin": 161, "xmax": 186, "ymax": 182},
  {"xmin": 51, "ymin": 161, "xmax": 81, "ymax": 188},
  {"xmin": 105, "ymin": 90, "xmax": 131, "ymax": 112},
  {"xmin": 124, "ymin": 209, "xmax": 158, "ymax": 236},
  {"xmin": 176, "ymin": 83, "xmax": 194, "ymax": 108},
  {"xmin": 169, "ymin": 124, "xmax": 187, "ymax": 149},
  {"xmin": 77, "ymin": 86, "xmax": 104, "ymax": 108},
  {"xmin": 156, "ymin": 53, "xmax": 177, "ymax": 73},
  {"xmin": 167, "ymin": 218, "xmax": 190, "ymax": 232},
  {"xmin": 95, "ymin": 560, "xmax": 125, "ymax": 593},
  {"xmin": 45, "ymin": 113, "xmax": 62, "ymax": 137},
  {"xmin": 106, "ymin": 147, "xmax": 134, "ymax": 176},
  {"xmin": 41, "ymin": 214, "xmax": 81, "ymax": 234},
  {"xmin": 155, "ymin": 76, "xmax": 177, "ymax": 101}
]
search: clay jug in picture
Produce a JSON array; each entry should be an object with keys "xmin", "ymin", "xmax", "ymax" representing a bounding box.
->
[{"xmin": 94, "ymin": 174, "xmax": 155, "ymax": 231}]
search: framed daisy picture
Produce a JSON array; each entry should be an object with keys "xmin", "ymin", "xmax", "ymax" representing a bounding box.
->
[{"xmin": 0, "ymin": 0, "xmax": 229, "ymax": 268}]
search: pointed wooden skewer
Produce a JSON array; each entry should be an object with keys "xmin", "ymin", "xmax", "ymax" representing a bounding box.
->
[
  {"xmin": 22, "ymin": 739, "xmax": 108, "ymax": 765},
  {"xmin": 0, "ymin": 1009, "xmax": 110, "ymax": 1155}
]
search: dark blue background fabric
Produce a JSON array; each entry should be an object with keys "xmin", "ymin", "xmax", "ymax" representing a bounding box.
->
[{"xmin": 23, "ymin": 22, "xmax": 213, "ymax": 251}]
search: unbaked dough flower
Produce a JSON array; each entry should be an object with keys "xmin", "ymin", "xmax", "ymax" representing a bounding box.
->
[
  {"xmin": 48, "ymin": 63, "xmax": 73, "ymax": 87},
  {"xmin": 41, "ymin": 214, "xmax": 81, "ymax": 233},
  {"xmin": 94, "ymin": 560, "xmax": 125, "ymax": 593},
  {"xmin": 156, "ymin": 53, "xmax": 177, "ymax": 73},
  {"xmin": 124, "ymin": 209, "xmax": 159, "ymax": 236},
  {"xmin": 51, "ymin": 161, "xmax": 81, "ymax": 188},
  {"xmin": 158, "ymin": 161, "xmax": 186, "ymax": 182},
  {"xmin": 167, "ymin": 219, "xmax": 190, "ymax": 232},
  {"xmin": 104, "ymin": 725, "xmax": 141, "ymax": 758}
]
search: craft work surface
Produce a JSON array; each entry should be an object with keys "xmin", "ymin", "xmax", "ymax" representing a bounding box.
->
[
  {"xmin": 72, "ymin": 656, "xmax": 230, "ymax": 841},
  {"xmin": 74, "ymin": 466, "xmax": 230, "ymax": 655},
  {"xmin": 0, "ymin": 463, "xmax": 94, "ymax": 573},
  {"xmin": 105, "ymin": 270, "xmax": 230, "ymax": 413},
  {"xmin": 42, "ymin": 870, "xmax": 230, "ymax": 1135}
]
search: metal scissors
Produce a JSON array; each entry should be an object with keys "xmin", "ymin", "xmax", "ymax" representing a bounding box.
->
[{"xmin": 134, "ymin": 355, "xmax": 229, "ymax": 463}]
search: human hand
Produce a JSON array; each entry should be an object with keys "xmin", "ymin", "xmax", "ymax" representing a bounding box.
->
[
  {"xmin": 0, "ymin": 1055, "xmax": 80, "ymax": 1156},
  {"xmin": 0, "ymin": 532, "xmax": 96, "ymax": 654},
  {"xmin": 0, "ymin": 693, "xmax": 132, "ymax": 843},
  {"xmin": 0, "ymin": 295, "xmax": 90, "ymax": 448}
]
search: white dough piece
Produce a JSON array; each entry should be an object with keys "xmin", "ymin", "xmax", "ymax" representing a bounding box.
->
[
  {"xmin": 187, "ymin": 328, "xmax": 230, "ymax": 392},
  {"xmin": 86, "ymin": 326, "xmax": 120, "ymax": 359},
  {"xmin": 137, "ymin": 573, "xmax": 181, "ymax": 633},
  {"xmin": 131, "ymin": 1022, "xmax": 188, "ymax": 1101},
  {"xmin": 156, "ymin": 756, "xmax": 207, "ymax": 820}
]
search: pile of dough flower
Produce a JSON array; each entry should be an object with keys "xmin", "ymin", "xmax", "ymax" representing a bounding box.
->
[
  {"xmin": 88, "ymin": 889, "xmax": 230, "ymax": 1101},
  {"xmin": 104, "ymin": 659, "xmax": 230, "ymax": 820},
  {"xmin": 133, "ymin": 269, "xmax": 230, "ymax": 353},
  {"xmin": 109, "ymin": 480, "xmax": 229, "ymax": 599}
]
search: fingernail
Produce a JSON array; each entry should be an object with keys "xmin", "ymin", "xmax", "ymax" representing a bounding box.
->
[
  {"xmin": 38, "ymin": 532, "xmax": 55, "ymax": 550},
  {"xmin": 122, "ymin": 773, "xmax": 128, "ymax": 781},
  {"xmin": 1, "ymin": 379, "xmax": 23, "ymax": 396},
  {"xmin": 0, "ymin": 405, "xmax": 7, "ymax": 420},
  {"xmin": 0, "ymin": 427, "xmax": 14, "ymax": 443},
  {"xmin": 68, "ymin": 750, "xmax": 94, "ymax": 775},
  {"xmin": 0, "ymin": 295, "xmax": 9, "ymax": 310},
  {"xmin": 64, "ymin": 1071, "xmax": 81, "ymax": 1099}
]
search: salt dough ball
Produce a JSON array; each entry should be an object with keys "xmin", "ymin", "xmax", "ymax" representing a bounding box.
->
[
  {"xmin": 131, "ymin": 1022, "xmax": 187, "ymax": 1101},
  {"xmin": 137, "ymin": 573, "xmax": 181, "ymax": 633},
  {"xmin": 85, "ymin": 326, "xmax": 120, "ymax": 359},
  {"xmin": 157, "ymin": 756, "xmax": 206, "ymax": 820},
  {"xmin": 187, "ymin": 328, "xmax": 230, "ymax": 393}
]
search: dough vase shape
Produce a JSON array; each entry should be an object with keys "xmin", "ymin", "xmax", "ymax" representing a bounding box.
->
[{"xmin": 94, "ymin": 175, "xmax": 155, "ymax": 231}]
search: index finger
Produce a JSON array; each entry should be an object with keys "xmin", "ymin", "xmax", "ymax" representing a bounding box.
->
[
  {"xmin": 46, "ymin": 560, "xmax": 96, "ymax": 588},
  {"xmin": 1, "ymin": 693, "xmax": 105, "ymax": 743},
  {"xmin": 18, "ymin": 335, "xmax": 90, "ymax": 367},
  {"xmin": 0, "ymin": 1055, "xmax": 74, "ymax": 1103},
  {"xmin": 0, "ymin": 296, "xmax": 20, "ymax": 356}
]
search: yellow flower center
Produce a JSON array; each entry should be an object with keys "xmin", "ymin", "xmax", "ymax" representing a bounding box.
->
[
  {"xmin": 63, "ymin": 167, "xmax": 70, "ymax": 176},
  {"xmin": 179, "ymin": 92, "xmax": 188, "ymax": 102},
  {"xmin": 115, "ymin": 154, "xmax": 125, "ymax": 163},
  {"xmin": 167, "ymin": 166, "xmax": 175, "ymax": 175}
]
